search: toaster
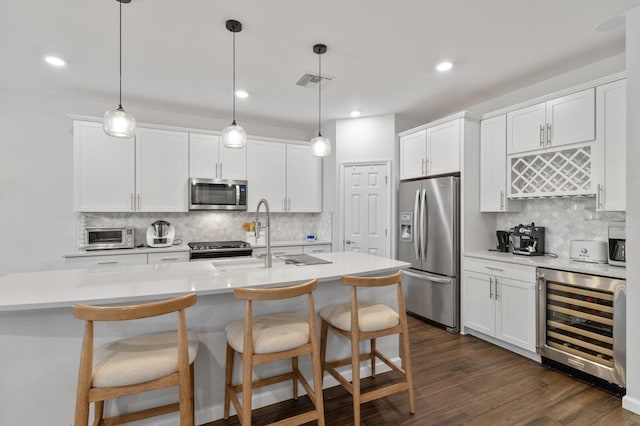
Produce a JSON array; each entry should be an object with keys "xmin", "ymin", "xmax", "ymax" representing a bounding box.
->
[{"xmin": 569, "ymin": 240, "xmax": 608, "ymax": 264}]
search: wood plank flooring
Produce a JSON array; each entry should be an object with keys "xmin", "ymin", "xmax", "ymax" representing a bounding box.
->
[{"xmin": 205, "ymin": 316, "xmax": 640, "ymax": 425}]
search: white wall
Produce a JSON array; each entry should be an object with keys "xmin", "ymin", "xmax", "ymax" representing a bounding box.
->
[
  {"xmin": 0, "ymin": 86, "xmax": 310, "ymax": 276},
  {"xmin": 623, "ymin": 5, "xmax": 640, "ymax": 415}
]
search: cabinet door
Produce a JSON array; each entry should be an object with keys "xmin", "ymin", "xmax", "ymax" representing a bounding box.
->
[
  {"xmin": 506, "ymin": 102, "xmax": 546, "ymax": 154},
  {"xmin": 427, "ymin": 119, "xmax": 460, "ymax": 176},
  {"xmin": 147, "ymin": 251, "xmax": 190, "ymax": 264},
  {"xmin": 219, "ymin": 143, "xmax": 247, "ymax": 180},
  {"xmin": 136, "ymin": 128, "xmax": 189, "ymax": 212},
  {"xmin": 596, "ymin": 80, "xmax": 626, "ymax": 211},
  {"xmin": 546, "ymin": 88, "xmax": 595, "ymax": 148},
  {"xmin": 247, "ymin": 140, "xmax": 286, "ymax": 212},
  {"xmin": 399, "ymin": 130, "xmax": 426, "ymax": 180},
  {"xmin": 286, "ymin": 144, "xmax": 322, "ymax": 212},
  {"xmin": 463, "ymin": 271, "xmax": 495, "ymax": 336},
  {"xmin": 65, "ymin": 253, "xmax": 147, "ymax": 269},
  {"xmin": 480, "ymin": 115, "xmax": 507, "ymax": 212},
  {"xmin": 303, "ymin": 244, "xmax": 332, "ymax": 254},
  {"xmin": 495, "ymin": 277, "xmax": 536, "ymax": 352},
  {"xmin": 189, "ymin": 133, "xmax": 219, "ymax": 179},
  {"xmin": 73, "ymin": 121, "xmax": 135, "ymax": 212}
]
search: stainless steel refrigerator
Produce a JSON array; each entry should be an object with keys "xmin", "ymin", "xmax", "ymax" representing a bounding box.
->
[{"xmin": 398, "ymin": 176, "xmax": 459, "ymax": 332}]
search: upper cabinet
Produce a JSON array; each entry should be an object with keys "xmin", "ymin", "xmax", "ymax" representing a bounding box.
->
[
  {"xmin": 73, "ymin": 121, "xmax": 189, "ymax": 212},
  {"xmin": 400, "ymin": 118, "xmax": 460, "ymax": 180},
  {"xmin": 247, "ymin": 140, "xmax": 322, "ymax": 212},
  {"xmin": 480, "ymin": 115, "xmax": 520, "ymax": 212},
  {"xmin": 507, "ymin": 88, "xmax": 595, "ymax": 155},
  {"xmin": 189, "ymin": 133, "xmax": 246, "ymax": 180},
  {"xmin": 593, "ymin": 79, "xmax": 626, "ymax": 212}
]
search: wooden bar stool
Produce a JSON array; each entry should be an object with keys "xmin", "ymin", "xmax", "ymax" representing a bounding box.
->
[
  {"xmin": 319, "ymin": 271, "xmax": 415, "ymax": 425},
  {"xmin": 73, "ymin": 293, "xmax": 199, "ymax": 426},
  {"xmin": 224, "ymin": 279, "xmax": 325, "ymax": 425}
]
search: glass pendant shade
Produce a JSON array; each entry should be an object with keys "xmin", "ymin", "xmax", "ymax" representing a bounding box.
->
[
  {"xmin": 103, "ymin": 106, "xmax": 136, "ymax": 138},
  {"xmin": 221, "ymin": 121, "xmax": 247, "ymax": 148},
  {"xmin": 310, "ymin": 134, "xmax": 331, "ymax": 157}
]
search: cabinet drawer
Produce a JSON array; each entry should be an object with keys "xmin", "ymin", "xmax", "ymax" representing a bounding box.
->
[
  {"xmin": 464, "ymin": 257, "xmax": 535, "ymax": 282},
  {"xmin": 253, "ymin": 246, "xmax": 303, "ymax": 256},
  {"xmin": 303, "ymin": 244, "xmax": 332, "ymax": 254},
  {"xmin": 65, "ymin": 253, "xmax": 147, "ymax": 268},
  {"xmin": 147, "ymin": 252, "xmax": 189, "ymax": 264}
]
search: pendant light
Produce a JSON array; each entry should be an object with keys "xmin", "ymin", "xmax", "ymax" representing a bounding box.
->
[
  {"xmin": 103, "ymin": 0, "xmax": 136, "ymax": 138},
  {"xmin": 310, "ymin": 44, "xmax": 331, "ymax": 157},
  {"xmin": 221, "ymin": 19, "xmax": 247, "ymax": 149}
]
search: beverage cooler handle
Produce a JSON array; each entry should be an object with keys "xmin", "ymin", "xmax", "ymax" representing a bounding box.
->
[
  {"xmin": 536, "ymin": 272, "xmax": 546, "ymax": 351},
  {"xmin": 413, "ymin": 189, "xmax": 420, "ymax": 259},
  {"xmin": 421, "ymin": 188, "xmax": 427, "ymax": 260}
]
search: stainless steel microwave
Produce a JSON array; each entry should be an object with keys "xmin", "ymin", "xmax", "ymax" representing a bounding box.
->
[
  {"xmin": 189, "ymin": 178, "xmax": 247, "ymax": 211},
  {"xmin": 85, "ymin": 227, "xmax": 135, "ymax": 250}
]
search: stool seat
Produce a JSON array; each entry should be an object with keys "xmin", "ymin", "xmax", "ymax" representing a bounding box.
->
[
  {"xmin": 93, "ymin": 331, "xmax": 200, "ymax": 388},
  {"xmin": 319, "ymin": 302, "xmax": 399, "ymax": 332},
  {"xmin": 225, "ymin": 312, "xmax": 309, "ymax": 354}
]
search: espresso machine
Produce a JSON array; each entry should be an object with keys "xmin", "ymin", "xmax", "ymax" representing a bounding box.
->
[{"xmin": 511, "ymin": 223, "xmax": 545, "ymax": 256}]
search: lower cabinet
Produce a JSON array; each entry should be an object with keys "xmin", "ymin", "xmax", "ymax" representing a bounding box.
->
[
  {"xmin": 303, "ymin": 244, "xmax": 332, "ymax": 254},
  {"xmin": 147, "ymin": 252, "xmax": 190, "ymax": 264},
  {"xmin": 463, "ymin": 257, "xmax": 536, "ymax": 353},
  {"xmin": 65, "ymin": 251, "xmax": 189, "ymax": 268}
]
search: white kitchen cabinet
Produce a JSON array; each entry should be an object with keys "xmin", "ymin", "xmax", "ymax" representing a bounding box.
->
[
  {"xmin": 463, "ymin": 257, "xmax": 536, "ymax": 353},
  {"xmin": 253, "ymin": 245, "xmax": 303, "ymax": 257},
  {"xmin": 507, "ymin": 88, "xmax": 595, "ymax": 155},
  {"xmin": 594, "ymin": 80, "xmax": 626, "ymax": 212},
  {"xmin": 480, "ymin": 115, "xmax": 521, "ymax": 212},
  {"xmin": 247, "ymin": 140, "xmax": 322, "ymax": 212},
  {"xmin": 65, "ymin": 253, "xmax": 148, "ymax": 269},
  {"xmin": 303, "ymin": 244, "xmax": 332, "ymax": 254},
  {"xmin": 189, "ymin": 133, "xmax": 246, "ymax": 180},
  {"xmin": 426, "ymin": 119, "xmax": 460, "ymax": 176},
  {"xmin": 399, "ymin": 130, "xmax": 427, "ymax": 180},
  {"xmin": 147, "ymin": 251, "xmax": 190, "ymax": 264},
  {"xmin": 73, "ymin": 121, "xmax": 135, "ymax": 212}
]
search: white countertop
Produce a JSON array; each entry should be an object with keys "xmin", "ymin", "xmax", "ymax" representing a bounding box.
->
[
  {"xmin": 63, "ymin": 244, "xmax": 190, "ymax": 258},
  {"xmin": 0, "ymin": 252, "xmax": 408, "ymax": 312},
  {"xmin": 465, "ymin": 250, "xmax": 626, "ymax": 279}
]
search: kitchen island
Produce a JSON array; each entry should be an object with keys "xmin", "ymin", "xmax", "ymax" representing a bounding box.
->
[{"xmin": 0, "ymin": 252, "xmax": 408, "ymax": 425}]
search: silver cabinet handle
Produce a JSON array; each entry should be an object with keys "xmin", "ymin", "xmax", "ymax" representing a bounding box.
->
[
  {"xmin": 310, "ymin": 249, "xmax": 324, "ymax": 253},
  {"xmin": 421, "ymin": 158, "xmax": 426, "ymax": 175},
  {"xmin": 130, "ymin": 193, "xmax": 134, "ymax": 211},
  {"xmin": 539, "ymin": 125, "xmax": 544, "ymax": 146},
  {"xmin": 288, "ymin": 198, "xmax": 291, "ymax": 211},
  {"xmin": 489, "ymin": 277, "xmax": 494, "ymax": 299},
  {"xmin": 215, "ymin": 162, "xmax": 219, "ymax": 178},
  {"xmin": 402, "ymin": 270, "xmax": 451, "ymax": 284},
  {"xmin": 272, "ymin": 251, "xmax": 286, "ymax": 255},
  {"xmin": 219, "ymin": 163, "xmax": 223, "ymax": 178},
  {"xmin": 283, "ymin": 198, "xmax": 287, "ymax": 211},
  {"xmin": 546, "ymin": 123, "xmax": 551, "ymax": 145},
  {"xmin": 137, "ymin": 193, "xmax": 141, "ymax": 211},
  {"xmin": 495, "ymin": 278, "xmax": 499, "ymax": 300},
  {"xmin": 97, "ymin": 261, "xmax": 118, "ymax": 265},
  {"xmin": 597, "ymin": 184, "xmax": 604, "ymax": 210},
  {"xmin": 485, "ymin": 266, "xmax": 503, "ymax": 272},
  {"xmin": 160, "ymin": 257, "xmax": 178, "ymax": 261},
  {"xmin": 500, "ymin": 190, "xmax": 505, "ymax": 210}
]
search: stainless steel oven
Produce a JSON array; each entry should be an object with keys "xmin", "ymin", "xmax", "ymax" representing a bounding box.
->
[
  {"xmin": 536, "ymin": 268, "xmax": 626, "ymax": 388},
  {"xmin": 189, "ymin": 178, "xmax": 247, "ymax": 211}
]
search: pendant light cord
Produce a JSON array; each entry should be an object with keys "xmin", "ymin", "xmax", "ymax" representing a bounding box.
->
[
  {"xmin": 318, "ymin": 51, "xmax": 322, "ymax": 137},
  {"xmin": 232, "ymin": 31, "xmax": 236, "ymax": 124},
  {"xmin": 118, "ymin": 0, "xmax": 122, "ymax": 108}
]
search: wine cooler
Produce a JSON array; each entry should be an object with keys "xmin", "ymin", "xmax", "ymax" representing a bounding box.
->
[{"xmin": 536, "ymin": 268, "xmax": 626, "ymax": 388}]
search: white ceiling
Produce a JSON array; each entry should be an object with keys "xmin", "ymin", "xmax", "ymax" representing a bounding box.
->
[{"xmin": 4, "ymin": 0, "xmax": 640, "ymax": 131}]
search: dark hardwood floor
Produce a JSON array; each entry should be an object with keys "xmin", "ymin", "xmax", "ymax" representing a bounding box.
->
[{"xmin": 205, "ymin": 316, "xmax": 640, "ymax": 425}]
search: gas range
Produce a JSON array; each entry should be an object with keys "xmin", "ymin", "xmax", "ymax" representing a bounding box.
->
[{"xmin": 188, "ymin": 240, "xmax": 253, "ymax": 260}]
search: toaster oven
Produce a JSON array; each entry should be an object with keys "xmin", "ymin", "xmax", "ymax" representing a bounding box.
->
[{"xmin": 85, "ymin": 227, "xmax": 135, "ymax": 250}]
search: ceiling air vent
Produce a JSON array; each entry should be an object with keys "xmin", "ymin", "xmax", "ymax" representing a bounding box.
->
[{"xmin": 295, "ymin": 73, "xmax": 333, "ymax": 89}]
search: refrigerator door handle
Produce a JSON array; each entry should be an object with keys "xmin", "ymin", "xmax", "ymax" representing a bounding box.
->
[
  {"xmin": 402, "ymin": 270, "xmax": 452, "ymax": 284},
  {"xmin": 421, "ymin": 188, "xmax": 427, "ymax": 260},
  {"xmin": 413, "ymin": 189, "xmax": 421, "ymax": 259}
]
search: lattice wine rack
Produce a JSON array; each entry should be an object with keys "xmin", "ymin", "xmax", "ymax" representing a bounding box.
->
[{"xmin": 509, "ymin": 145, "xmax": 592, "ymax": 198}]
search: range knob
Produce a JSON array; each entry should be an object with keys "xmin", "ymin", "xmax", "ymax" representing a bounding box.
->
[{"xmin": 241, "ymin": 242, "xmax": 251, "ymax": 248}]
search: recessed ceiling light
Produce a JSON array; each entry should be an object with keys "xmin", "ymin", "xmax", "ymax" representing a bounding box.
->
[
  {"xmin": 44, "ymin": 55, "xmax": 66, "ymax": 67},
  {"xmin": 435, "ymin": 61, "xmax": 453, "ymax": 72},
  {"xmin": 349, "ymin": 110, "xmax": 361, "ymax": 118},
  {"xmin": 235, "ymin": 89, "xmax": 249, "ymax": 99}
]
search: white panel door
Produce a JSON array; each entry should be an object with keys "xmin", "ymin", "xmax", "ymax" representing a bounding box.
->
[
  {"xmin": 399, "ymin": 130, "xmax": 426, "ymax": 180},
  {"xmin": 135, "ymin": 128, "xmax": 189, "ymax": 212},
  {"xmin": 506, "ymin": 102, "xmax": 546, "ymax": 154},
  {"xmin": 286, "ymin": 144, "xmax": 322, "ymax": 212},
  {"xmin": 463, "ymin": 271, "xmax": 495, "ymax": 336},
  {"xmin": 73, "ymin": 121, "xmax": 135, "ymax": 212},
  {"xmin": 189, "ymin": 133, "xmax": 219, "ymax": 179},
  {"xmin": 247, "ymin": 140, "xmax": 286, "ymax": 212},
  {"xmin": 480, "ymin": 115, "xmax": 507, "ymax": 212},
  {"xmin": 495, "ymin": 277, "xmax": 536, "ymax": 352},
  {"xmin": 427, "ymin": 119, "xmax": 460, "ymax": 176},
  {"xmin": 546, "ymin": 88, "xmax": 595, "ymax": 148},
  {"xmin": 219, "ymin": 143, "xmax": 247, "ymax": 180},
  {"xmin": 344, "ymin": 164, "xmax": 387, "ymax": 257}
]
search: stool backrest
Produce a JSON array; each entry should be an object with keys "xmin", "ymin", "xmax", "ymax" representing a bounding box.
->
[{"xmin": 73, "ymin": 293, "xmax": 197, "ymax": 321}]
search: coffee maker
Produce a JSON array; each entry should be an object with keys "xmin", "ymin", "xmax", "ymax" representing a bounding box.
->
[
  {"xmin": 511, "ymin": 223, "xmax": 545, "ymax": 256},
  {"xmin": 608, "ymin": 224, "xmax": 626, "ymax": 267},
  {"xmin": 496, "ymin": 230, "xmax": 510, "ymax": 252}
]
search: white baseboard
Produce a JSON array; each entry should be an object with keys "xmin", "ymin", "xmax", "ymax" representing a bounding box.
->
[{"xmin": 623, "ymin": 395, "xmax": 640, "ymax": 414}]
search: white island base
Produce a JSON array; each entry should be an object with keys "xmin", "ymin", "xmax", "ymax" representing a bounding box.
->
[{"xmin": 0, "ymin": 252, "xmax": 409, "ymax": 425}]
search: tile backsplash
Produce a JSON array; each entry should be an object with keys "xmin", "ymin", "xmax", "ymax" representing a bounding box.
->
[
  {"xmin": 496, "ymin": 197, "xmax": 625, "ymax": 257},
  {"xmin": 77, "ymin": 211, "xmax": 332, "ymax": 249}
]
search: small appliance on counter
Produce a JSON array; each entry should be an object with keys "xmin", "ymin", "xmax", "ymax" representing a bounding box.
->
[
  {"xmin": 496, "ymin": 230, "xmax": 510, "ymax": 252},
  {"xmin": 608, "ymin": 223, "xmax": 626, "ymax": 267},
  {"xmin": 85, "ymin": 227, "xmax": 135, "ymax": 250},
  {"xmin": 569, "ymin": 240, "xmax": 608, "ymax": 263},
  {"xmin": 511, "ymin": 223, "xmax": 545, "ymax": 256},
  {"xmin": 146, "ymin": 220, "xmax": 175, "ymax": 248}
]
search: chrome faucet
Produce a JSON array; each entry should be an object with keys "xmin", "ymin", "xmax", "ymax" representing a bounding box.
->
[{"xmin": 255, "ymin": 198, "xmax": 272, "ymax": 268}]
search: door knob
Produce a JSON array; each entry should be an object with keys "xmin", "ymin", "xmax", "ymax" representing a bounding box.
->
[{"xmin": 345, "ymin": 239, "xmax": 353, "ymax": 245}]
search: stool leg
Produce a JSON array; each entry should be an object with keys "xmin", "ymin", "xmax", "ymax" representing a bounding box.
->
[
  {"xmin": 92, "ymin": 401, "xmax": 104, "ymax": 426},
  {"xmin": 370, "ymin": 338, "xmax": 376, "ymax": 377},
  {"xmin": 400, "ymin": 319, "xmax": 415, "ymax": 414},
  {"xmin": 320, "ymin": 320, "xmax": 329, "ymax": 382},
  {"xmin": 292, "ymin": 356, "xmax": 299, "ymax": 399},
  {"xmin": 351, "ymin": 332, "xmax": 361, "ymax": 425},
  {"xmin": 224, "ymin": 343, "xmax": 234, "ymax": 420},
  {"xmin": 310, "ymin": 322, "xmax": 326, "ymax": 426},
  {"xmin": 241, "ymin": 351, "xmax": 253, "ymax": 426}
]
